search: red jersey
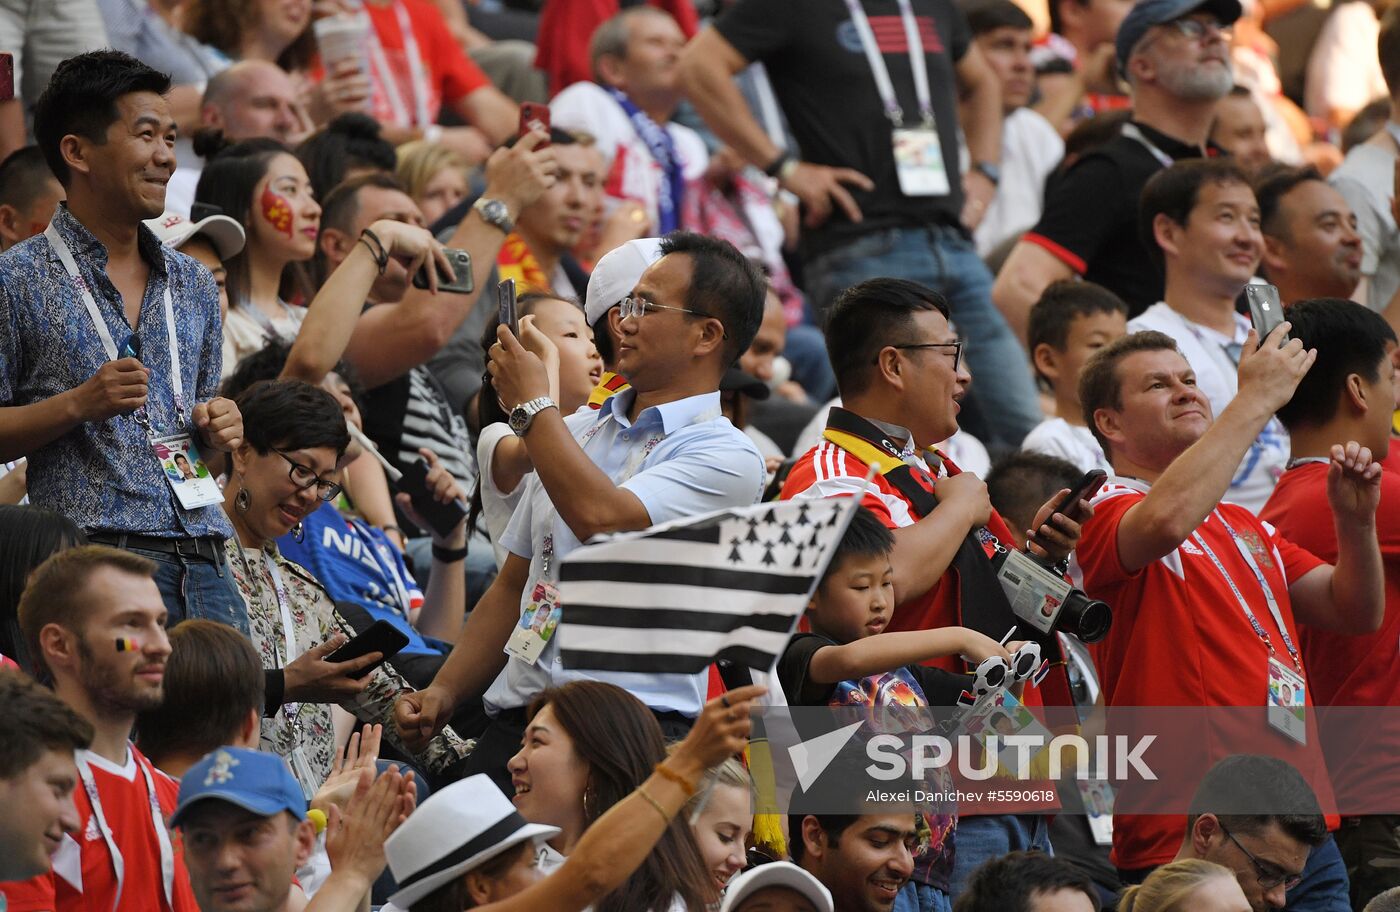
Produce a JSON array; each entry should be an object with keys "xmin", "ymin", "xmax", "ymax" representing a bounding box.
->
[
  {"xmin": 1076, "ymin": 479, "xmax": 1337, "ymax": 869},
  {"xmin": 1261, "ymin": 455, "xmax": 1400, "ymax": 812},
  {"xmin": 782, "ymin": 437, "xmax": 1018, "ymax": 672},
  {"xmin": 360, "ymin": 0, "xmax": 490, "ymax": 127},
  {"xmin": 0, "ymin": 747, "xmax": 197, "ymax": 912}
]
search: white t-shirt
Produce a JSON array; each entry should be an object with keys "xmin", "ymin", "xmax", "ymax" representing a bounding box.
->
[
  {"xmin": 1021, "ymin": 418, "xmax": 1110, "ymax": 473},
  {"xmin": 550, "ymin": 81, "xmax": 709, "ymax": 229},
  {"xmin": 1128, "ymin": 303, "xmax": 1288, "ymax": 512},
  {"xmin": 476, "ymin": 421, "xmax": 527, "ymax": 569},
  {"xmin": 974, "ymin": 107, "xmax": 1064, "ymax": 258},
  {"xmin": 1331, "ymin": 140, "xmax": 1400, "ymax": 315},
  {"xmin": 223, "ymin": 302, "xmax": 305, "ymax": 376},
  {"xmin": 1305, "ymin": 1, "xmax": 1387, "ymax": 126}
]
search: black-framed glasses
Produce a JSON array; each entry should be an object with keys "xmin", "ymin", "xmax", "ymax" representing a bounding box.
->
[
  {"xmin": 881, "ymin": 340, "xmax": 964, "ymax": 372},
  {"xmin": 272, "ymin": 449, "xmax": 343, "ymax": 502},
  {"xmin": 619, "ymin": 294, "xmax": 728, "ymax": 339},
  {"xmin": 1220, "ymin": 824, "xmax": 1303, "ymax": 891}
]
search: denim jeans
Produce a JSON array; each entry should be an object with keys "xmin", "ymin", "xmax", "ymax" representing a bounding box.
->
[
  {"xmin": 129, "ymin": 546, "xmax": 249, "ymax": 636},
  {"xmin": 895, "ymin": 881, "xmax": 954, "ymax": 912},
  {"xmin": 948, "ymin": 814, "xmax": 1053, "ymax": 899},
  {"xmin": 804, "ymin": 225, "xmax": 1042, "ymax": 451}
]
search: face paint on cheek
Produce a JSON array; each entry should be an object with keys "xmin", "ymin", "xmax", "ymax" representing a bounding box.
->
[
  {"xmin": 260, "ymin": 186, "xmax": 294, "ymax": 238},
  {"xmin": 115, "ymin": 637, "xmax": 140, "ymax": 652}
]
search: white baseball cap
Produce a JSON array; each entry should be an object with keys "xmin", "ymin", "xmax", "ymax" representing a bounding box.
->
[
  {"xmin": 584, "ymin": 237, "xmax": 664, "ymax": 326},
  {"xmin": 385, "ymin": 775, "xmax": 560, "ymax": 909},
  {"xmin": 144, "ymin": 211, "xmax": 246, "ymax": 260},
  {"xmin": 720, "ymin": 862, "xmax": 834, "ymax": 912}
]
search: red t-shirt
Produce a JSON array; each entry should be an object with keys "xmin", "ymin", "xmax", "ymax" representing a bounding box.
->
[
  {"xmin": 1076, "ymin": 480, "xmax": 1337, "ymax": 869},
  {"xmin": 1261, "ymin": 455, "xmax": 1400, "ymax": 812},
  {"xmin": 362, "ymin": 0, "xmax": 489, "ymax": 127},
  {"xmin": 0, "ymin": 747, "xmax": 198, "ymax": 912}
]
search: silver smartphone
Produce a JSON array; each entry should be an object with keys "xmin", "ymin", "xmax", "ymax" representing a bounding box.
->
[{"xmin": 1245, "ymin": 283, "xmax": 1288, "ymax": 345}]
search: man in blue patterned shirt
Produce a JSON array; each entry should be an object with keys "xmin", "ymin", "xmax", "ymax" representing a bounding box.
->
[{"xmin": 0, "ymin": 51, "xmax": 248, "ymax": 631}]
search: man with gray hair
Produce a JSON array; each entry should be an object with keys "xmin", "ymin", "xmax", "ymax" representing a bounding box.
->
[
  {"xmin": 164, "ymin": 61, "xmax": 310, "ymax": 216},
  {"xmin": 549, "ymin": 6, "xmax": 708, "ymax": 236},
  {"xmin": 992, "ymin": 0, "xmax": 1240, "ymax": 335}
]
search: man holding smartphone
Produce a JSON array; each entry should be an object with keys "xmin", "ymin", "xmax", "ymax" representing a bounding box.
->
[
  {"xmin": 1128, "ymin": 158, "xmax": 1288, "ymax": 512},
  {"xmin": 394, "ymin": 232, "xmax": 768, "ymax": 792}
]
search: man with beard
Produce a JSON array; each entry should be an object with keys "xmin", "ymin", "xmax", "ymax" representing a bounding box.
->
[
  {"xmin": 993, "ymin": 0, "xmax": 1240, "ymax": 336},
  {"xmin": 0, "ymin": 546, "xmax": 200, "ymax": 911}
]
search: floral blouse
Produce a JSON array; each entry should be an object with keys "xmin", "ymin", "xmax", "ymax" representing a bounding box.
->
[{"xmin": 225, "ymin": 539, "xmax": 471, "ymax": 782}]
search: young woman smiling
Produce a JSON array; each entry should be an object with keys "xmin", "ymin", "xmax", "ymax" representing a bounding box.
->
[{"xmin": 195, "ymin": 138, "xmax": 322, "ymax": 374}]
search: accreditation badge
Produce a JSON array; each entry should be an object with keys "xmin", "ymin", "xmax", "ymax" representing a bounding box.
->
[{"xmin": 892, "ymin": 127, "xmax": 950, "ymax": 197}]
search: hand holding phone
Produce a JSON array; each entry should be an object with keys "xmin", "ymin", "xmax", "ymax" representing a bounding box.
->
[
  {"xmin": 412, "ymin": 248, "xmax": 474, "ymax": 294},
  {"xmin": 518, "ymin": 102, "xmax": 550, "ymax": 145},
  {"xmin": 1245, "ymin": 284, "xmax": 1289, "ymax": 346},
  {"xmin": 395, "ymin": 458, "xmax": 469, "ymax": 539},
  {"xmin": 325, "ymin": 620, "xmax": 410, "ymax": 679},
  {"xmin": 1050, "ymin": 469, "xmax": 1107, "ymax": 520}
]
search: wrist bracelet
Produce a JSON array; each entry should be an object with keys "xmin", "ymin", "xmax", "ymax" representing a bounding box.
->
[
  {"xmin": 762, "ymin": 150, "xmax": 791, "ymax": 178},
  {"xmin": 653, "ymin": 761, "xmax": 698, "ymax": 796},
  {"xmin": 432, "ymin": 542, "xmax": 469, "ymax": 562},
  {"xmin": 358, "ymin": 229, "xmax": 389, "ymax": 275},
  {"xmin": 382, "ymin": 525, "xmax": 404, "ymax": 538},
  {"xmin": 636, "ymin": 784, "xmax": 673, "ymax": 822}
]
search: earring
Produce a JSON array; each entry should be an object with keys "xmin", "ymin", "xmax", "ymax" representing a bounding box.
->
[
  {"xmin": 292, "ymin": 521, "xmax": 305, "ymax": 543},
  {"xmin": 234, "ymin": 486, "xmax": 251, "ymax": 513},
  {"xmin": 582, "ymin": 783, "xmax": 595, "ymax": 821}
]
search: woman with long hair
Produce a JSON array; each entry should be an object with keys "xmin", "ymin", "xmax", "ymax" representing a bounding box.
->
[
  {"xmin": 680, "ymin": 756, "xmax": 754, "ymax": 896},
  {"xmin": 1117, "ymin": 859, "xmax": 1251, "ymax": 912},
  {"xmin": 472, "ymin": 292, "xmax": 602, "ymax": 566},
  {"xmin": 507, "ymin": 680, "xmax": 716, "ymax": 912},
  {"xmin": 395, "ymin": 140, "xmax": 469, "ymax": 227},
  {"xmin": 387, "ymin": 684, "xmax": 765, "ymax": 912},
  {"xmin": 195, "ymin": 138, "xmax": 321, "ymax": 374},
  {"xmin": 0, "ymin": 506, "xmax": 86, "ymax": 672}
]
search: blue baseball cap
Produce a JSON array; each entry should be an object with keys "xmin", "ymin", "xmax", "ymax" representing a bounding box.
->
[
  {"xmin": 1115, "ymin": 0, "xmax": 1243, "ymax": 72},
  {"xmin": 170, "ymin": 747, "xmax": 307, "ymax": 828}
]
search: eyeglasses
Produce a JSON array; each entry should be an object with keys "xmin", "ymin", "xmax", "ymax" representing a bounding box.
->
[
  {"xmin": 272, "ymin": 449, "xmax": 343, "ymax": 502},
  {"xmin": 1220, "ymin": 824, "xmax": 1304, "ymax": 891},
  {"xmin": 619, "ymin": 294, "xmax": 728, "ymax": 339},
  {"xmin": 881, "ymin": 340, "xmax": 964, "ymax": 372},
  {"xmin": 1161, "ymin": 16, "xmax": 1230, "ymax": 41}
]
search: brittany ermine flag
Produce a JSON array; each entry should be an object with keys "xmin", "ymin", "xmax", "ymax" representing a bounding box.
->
[{"xmin": 557, "ymin": 496, "xmax": 860, "ymax": 675}]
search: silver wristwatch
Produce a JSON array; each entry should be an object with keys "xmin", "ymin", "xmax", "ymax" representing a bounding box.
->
[
  {"xmin": 508, "ymin": 396, "xmax": 557, "ymax": 437},
  {"xmin": 473, "ymin": 197, "xmax": 514, "ymax": 234}
]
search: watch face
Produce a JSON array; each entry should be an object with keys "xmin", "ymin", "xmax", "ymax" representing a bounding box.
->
[{"xmin": 508, "ymin": 407, "xmax": 527, "ymax": 432}]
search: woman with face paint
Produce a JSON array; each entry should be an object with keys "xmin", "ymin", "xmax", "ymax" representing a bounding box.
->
[{"xmin": 195, "ymin": 138, "xmax": 324, "ymax": 375}]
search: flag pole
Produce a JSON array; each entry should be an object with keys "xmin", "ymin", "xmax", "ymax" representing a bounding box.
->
[{"xmin": 691, "ymin": 467, "xmax": 877, "ymax": 829}]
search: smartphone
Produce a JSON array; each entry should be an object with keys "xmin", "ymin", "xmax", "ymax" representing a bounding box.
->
[
  {"xmin": 0, "ymin": 54, "xmax": 13, "ymax": 102},
  {"xmin": 1049, "ymin": 469, "xmax": 1108, "ymax": 520},
  {"xmin": 395, "ymin": 458, "xmax": 469, "ymax": 539},
  {"xmin": 497, "ymin": 277, "xmax": 518, "ymax": 336},
  {"xmin": 1245, "ymin": 283, "xmax": 1289, "ymax": 344},
  {"xmin": 412, "ymin": 247, "xmax": 474, "ymax": 294},
  {"xmin": 325, "ymin": 619, "xmax": 410, "ymax": 679},
  {"xmin": 519, "ymin": 101, "xmax": 550, "ymax": 145}
]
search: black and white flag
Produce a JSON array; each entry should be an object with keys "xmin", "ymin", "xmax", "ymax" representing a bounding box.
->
[{"xmin": 557, "ymin": 496, "xmax": 860, "ymax": 675}]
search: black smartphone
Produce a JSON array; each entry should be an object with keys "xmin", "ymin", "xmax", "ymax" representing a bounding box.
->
[
  {"xmin": 1245, "ymin": 283, "xmax": 1288, "ymax": 344},
  {"xmin": 395, "ymin": 458, "xmax": 469, "ymax": 539},
  {"xmin": 497, "ymin": 278, "xmax": 518, "ymax": 336},
  {"xmin": 325, "ymin": 619, "xmax": 409, "ymax": 679},
  {"xmin": 1049, "ymin": 469, "xmax": 1108, "ymax": 519},
  {"xmin": 412, "ymin": 248, "xmax": 474, "ymax": 294}
]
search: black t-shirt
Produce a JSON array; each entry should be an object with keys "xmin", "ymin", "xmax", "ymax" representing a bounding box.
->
[
  {"xmin": 778, "ymin": 631, "xmax": 972, "ymax": 707},
  {"xmin": 1023, "ymin": 121, "xmax": 1217, "ymax": 316},
  {"xmin": 715, "ymin": 0, "xmax": 971, "ymax": 258}
]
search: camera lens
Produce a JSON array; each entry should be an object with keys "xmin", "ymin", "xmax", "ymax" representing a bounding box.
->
[{"xmin": 1062, "ymin": 593, "xmax": 1112, "ymax": 643}]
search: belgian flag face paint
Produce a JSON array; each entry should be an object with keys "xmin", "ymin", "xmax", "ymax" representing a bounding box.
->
[{"xmin": 115, "ymin": 637, "xmax": 139, "ymax": 653}]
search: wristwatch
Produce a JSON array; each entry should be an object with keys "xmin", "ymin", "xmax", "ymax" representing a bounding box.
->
[
  {"xmin": 971, "ymin": 161, "xmax": 1001, "ymax": 186},
  {"xmin": 473, "ymin": 197, "xmax": 514, "ymax": 234},
  {"xmin": 509, "ymin": 396, "xmax": 557, "ymax": 437}
]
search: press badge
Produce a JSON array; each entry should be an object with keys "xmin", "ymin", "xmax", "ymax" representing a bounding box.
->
[
  {"xmin": 1267, "ymin": 657, "xmax": 1307, "ymax": 745},
  {"xmin": 505, "ymin": 581, "xmax": 562, "ymax": 666},
  {"xmin": 1076, "ymin": 780, "xmax": 1115, "ymax": 846},
  {"xmin": 151, "ymin": 433, "xmax": 223, "ymax": 510},
  {"xmin": 892, "ymin": 127, "xmax": 950, "ymax": 197}
]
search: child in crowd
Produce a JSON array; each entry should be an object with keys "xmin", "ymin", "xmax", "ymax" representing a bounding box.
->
[
  {"xmin": 778, "ymin": 505, "xmax": 1011, "ymax": 912},
  {"xmin": 985, "ymin": 451, "xmax": 1082, "ymax": 552},
  {"xmin": 1022, "ymin": 281, "xmax": 1128, "ymax": 472}
]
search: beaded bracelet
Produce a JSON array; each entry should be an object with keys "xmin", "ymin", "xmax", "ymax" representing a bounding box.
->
[{"xmin": 653, "ymin": 762, "xmax": 698, "ymax": 796}]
